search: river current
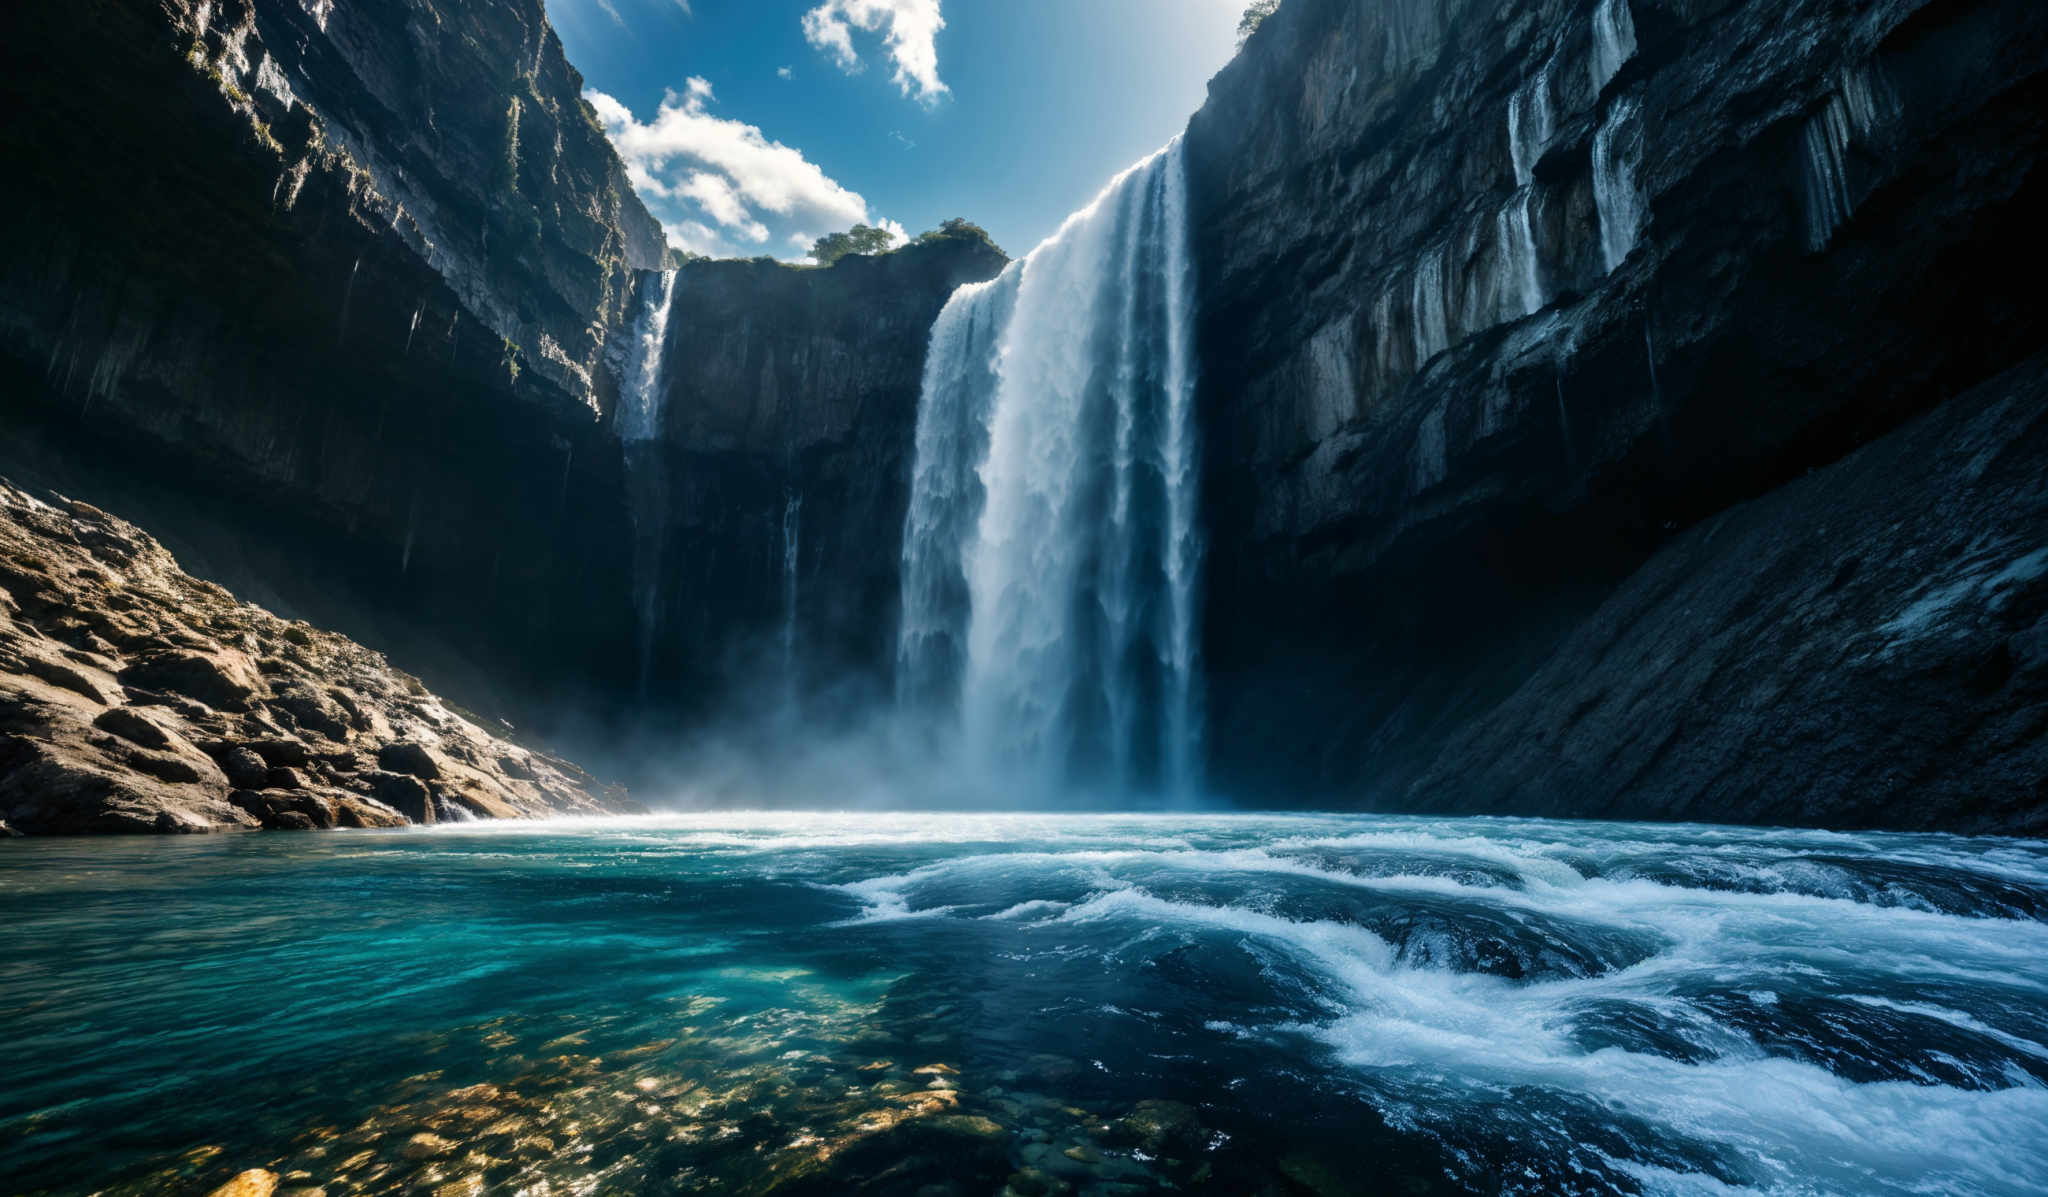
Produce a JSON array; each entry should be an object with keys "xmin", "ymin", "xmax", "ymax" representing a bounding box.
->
[{"xmin": 4, "ymin": 813, "xmax": 2046, "ymax": 1195}]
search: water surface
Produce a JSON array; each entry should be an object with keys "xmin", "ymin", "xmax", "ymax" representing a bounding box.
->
[{"xmin": 4, "ymin": 813, "xmax": 2046, "ymax": 1195}]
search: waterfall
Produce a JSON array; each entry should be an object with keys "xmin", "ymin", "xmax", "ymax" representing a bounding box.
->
[
  {"xmin": 1508, "ymin": 66, "xmax": 1553, "ymax": 189},
  {"xmin": 1409, "ymin": 243, "xmax": 1453, "ymax": 366},
  {"xmin": 1593, "ymin": 93, "xmax": 1646, "ymax": 273},
  {"xmin": 780, "ymin": 489, "xmax": 802, "ymax": 711},
  {"xmin": 1495, "ymin": 191, "xmax": 1544, "ymax": 319},
  {"xmin": 620, "ymin": 270, "xmax": 678, "ymax": 697},
  {"xmin": 897, "ymin": 140, "xmax": 1202, "ymax": 795},
  {"xmin": 1589, "ymin": 0, "xmax": 1637, "ymax": 94},
  {"xmin": 1802, "ymin": 97, "xmax": 1854, "ymax": 252},
  {"xmin": 620, "ymin": 270, "xmax": 678, "ymax": 441},
  {"xmin": 1804, "ymin": 64, "xmax": 1899, "ymax": 252}
]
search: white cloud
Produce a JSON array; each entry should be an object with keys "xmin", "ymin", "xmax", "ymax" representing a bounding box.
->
[
  {"xmin": 802, "ymin": 0, "xmax": 949, "ymax": 105},
  {"xmin": 777, "ymin": 65, "xmax": 794, "ymax": 80},
  {"xmin": 588, "ymin": 85, "xmax": 894, "ymax": 260}
]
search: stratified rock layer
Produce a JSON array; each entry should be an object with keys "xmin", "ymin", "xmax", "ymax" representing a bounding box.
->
[
  {"xmin": 0, "ymin": 479, "xmax": 635, "ymax": 833},
  {"xmin": 1416, "ymin": 354, "xmax": 2048, "ymax": 834},
  {"xmin": 0, "ymin": 0, "xmax": 660, "ymax": 733},
  {"xmin": 1185, "ymin": 0, "xmax": 2048, "ymax": 825},
  {"xmin": 625, "ymin": 233, "xmax": 1008, "ymax": 717}
]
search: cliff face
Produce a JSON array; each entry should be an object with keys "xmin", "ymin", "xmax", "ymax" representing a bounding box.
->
[
  {"xmin": 0, "ymin": 0, "xmax": 1002, "ymax": 753},
  {"xmin": 1185, "ymin": 0, "xmax": 2048, "ymax": 828},
  {"xmin": 624, "ymin": 235, "xmax": 1009, "ymax": 719},
  {"xmin": 0, "ymin": 0, "xmax": 663, "ymax": 730}
]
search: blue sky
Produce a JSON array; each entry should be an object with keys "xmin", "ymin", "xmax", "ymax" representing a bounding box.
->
[{"xmin": 545, "ymin": 0, "xmax": 1246, "ymax": 261}]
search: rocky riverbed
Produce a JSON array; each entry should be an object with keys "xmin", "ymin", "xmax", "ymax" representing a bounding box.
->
[{"xmin": 0, "ymin": 479, "xmax": 634, "ymax": 834}]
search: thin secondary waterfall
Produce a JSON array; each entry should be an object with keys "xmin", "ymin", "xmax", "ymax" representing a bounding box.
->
[
  {"xmin": 779, "ymin": 489, "xmax": 802, "ymax": 711},
  {"xmin": 1498, "ymin": 65, "xmax": 1551, "ymax": 319},
  {"xmin": 1804, "ymin": 64, "xmax": 1899, "ymax": 251},
  {"xmin": 620, "ymin": 270, "xmax": 678, "ymax": 441},
  {"xmin": 1590, "ymin": 0, "xmax": 1637, "ymax": 94},
  {"xmin": 1508, "ymin": 66, "xmax": 1553, "ymax": 188},
  {"xmin": 898, "ymin": 140, "xmax": 1202, "ymax": 795},
  {"xmin": 1593, "ymin": 94, "xmax": 1646, "ymax": 272},
  {"xmin": 620, "ymin": 270, "xmax": 678, "ymax": 696}
]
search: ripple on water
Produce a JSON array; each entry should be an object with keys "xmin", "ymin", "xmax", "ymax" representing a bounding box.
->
[{"xmin": 2, "ymin": 813, "xmax": 2045, "ymax": 1197}]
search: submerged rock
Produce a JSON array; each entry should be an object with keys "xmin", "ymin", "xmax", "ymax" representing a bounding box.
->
[{"xmin": 203, "ymin": 1170, "xmax": 279, "ymax": 1197}]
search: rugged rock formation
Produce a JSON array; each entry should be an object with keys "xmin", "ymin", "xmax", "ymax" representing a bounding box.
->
[
  {"xmin": 1417, "ymin": 354, "xmax": 2048, "ymax": 835},
  {"xmin": 0, "ymin": 478, "xmax": 634, "ymax": 834},
  {"xmin": 623, "ymin": 231, "xmax": 1007, "ymax": 718},
  {"xmin": 1185, "ymin": 0, "xmax": 2048, "ymax": 825},
  {"xmin": 0, "ymin": 0, "xmax": 662, "ymax": 731},
  {"xmin": 0, "ymin": 0, "xmax": 1002, "ymax": 752}
]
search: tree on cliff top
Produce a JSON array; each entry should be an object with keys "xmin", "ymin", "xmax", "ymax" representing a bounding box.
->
[
  {"xmin": 917, "ymin": 217, "xmax": 1005, "ymax": 259},
  {"xmin": 810, "ymin": 224, "xmax": 898, "ymax": 266},
  {"xmin": 1239, "ymin": 0, "xmax": 1280, "ymax": 42}
]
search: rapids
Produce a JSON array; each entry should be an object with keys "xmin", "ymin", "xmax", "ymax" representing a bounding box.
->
[{"xmin": 4, "ymin": 813, "xmax": 2045, "ymax": 1195}]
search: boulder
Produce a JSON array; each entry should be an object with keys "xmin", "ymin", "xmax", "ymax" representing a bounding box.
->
[
  {"xmin": 92, "ymin": 706, "xmax": 173, "ymax": 750},
  {"xmin": 120, "ymin": 649, "xmax": 262, "ymax": 712},
  {"xmin": 220, "ymin": 747, "xmax": 271, "ymax": 790},
  {"xmin": 269, "ymin": 684, "xmax": 351, "ymax": 742},
  {"xmin": 204, "ymin": 1170, "xmax": 279, "ymax": 1197},
  {"xmin": 378, "ymin": 741, "xmax": 444, "ymax": 780},
  {"xmin": 246, "ymin": 739, "xmax": 312, "ymax": 768},
  {"xmin": 369, "ymin": 771, "xmax": 435, "ymax": 824}
]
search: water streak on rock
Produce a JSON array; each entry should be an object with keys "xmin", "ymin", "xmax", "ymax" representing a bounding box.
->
[{"xmin": 1594, "ymin": 93, "xmax": 1647, "ymax": 272}]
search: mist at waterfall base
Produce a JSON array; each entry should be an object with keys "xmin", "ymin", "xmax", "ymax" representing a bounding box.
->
[{"xmin": 615, "ymin": 143, "xmax": 1207, "ymax": 815}]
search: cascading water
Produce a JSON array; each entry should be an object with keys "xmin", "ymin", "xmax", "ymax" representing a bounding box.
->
[
  {"xmin": 1802, "ymin": 96, "xmax": 1855, "ymax": 252},
  {"xmin": 1593, "ymin": 93, "xmax": 1647, "ymax": 272},
  {"xmin": 1804, "ymin": 63, "xmax": 1900, "ymax": 251},
  {"xmin": 1590, "ymin": 0, "xmax": 1637, "ymax": 94},
  {"xmin": 1497, "ymin": 65, "xmax": 1552, "ymax": 319},
  {"xmin": 620, "ymin": 269, "xmax": 678, "ymax": 697},
  {"xmin": 898, "ymin": 140, "xmax": 1202, "ymax": 796},
  {"xmin": 1410, "ymin": 243, "xmax": 1452, "ymax": 364}
]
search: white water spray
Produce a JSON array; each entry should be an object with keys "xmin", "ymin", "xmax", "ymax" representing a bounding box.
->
[{"xmin": 898, "ymin": 141, "xmax": 1202, "ymax": 795}]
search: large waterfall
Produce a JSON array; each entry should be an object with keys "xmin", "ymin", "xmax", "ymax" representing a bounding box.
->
[{"xmin": 898, "ymin": 141, "xmax": 1202, "ymax": 796}]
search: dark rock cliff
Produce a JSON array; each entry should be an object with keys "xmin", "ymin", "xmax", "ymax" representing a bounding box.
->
[
  {"xmin": 0, "ymin": 0, "xmax": 662, "ymax": 734},
  {"xmin": 0, "ymin": 0, "xmax": 991, "ymax": 762},
  {"xmin": 623, "ymin": 233, "xmax": 1008, "ymax": 722},
  {"xmin": 1185, "ymin": 0, "xmax": 2048, "ymax": 828}
]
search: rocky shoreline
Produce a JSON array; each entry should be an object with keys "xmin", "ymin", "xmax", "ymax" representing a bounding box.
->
[{"xmin": 0, "ymin": 479, "xmax": 636, "ymax": 834}]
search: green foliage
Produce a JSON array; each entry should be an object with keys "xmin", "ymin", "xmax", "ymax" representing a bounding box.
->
[
  {"xmin": 1238, "ymin": 0, "xmax": 1281, "ymax": 41},
  {"xmin": 915, "ymin": 217, "xmax": 1004, "ymax": 258},
  {"xmin": 664, "ymin": 247, "xmax": 705, "ymax": 270},
  {"xmin": 809, "ymin": 223, "xmax": 898, "ymax": 266}
]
